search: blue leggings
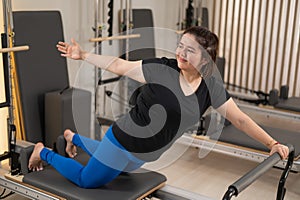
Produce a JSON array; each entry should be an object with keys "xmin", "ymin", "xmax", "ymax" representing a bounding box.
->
[{"xmin": 40, "ymin": 126, "xmax": 145, "ymax": 188}]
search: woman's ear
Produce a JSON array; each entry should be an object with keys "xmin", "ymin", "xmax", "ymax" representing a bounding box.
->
[
  {"xmin": 199, "ymin": 58, "xmax": 214, "ymax": 78},
  {"xmin": 200, "ymin": 58, "xmax": 209, "ymax": 66}
]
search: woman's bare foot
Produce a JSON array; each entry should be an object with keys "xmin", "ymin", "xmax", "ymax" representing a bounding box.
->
[
  {"xmin": 64, "ymin": 129, "xmax": 77, "ymax": 158},
  {"xmin": 28, "ymin": 142, "xmax": 44, "ymax": 171}
]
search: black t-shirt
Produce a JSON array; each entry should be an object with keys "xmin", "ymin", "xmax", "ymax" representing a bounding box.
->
[{"xmin": 112, "ymin": 57, "xmax": 230, "ymax": 161}]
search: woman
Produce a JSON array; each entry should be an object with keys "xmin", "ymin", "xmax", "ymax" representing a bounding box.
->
[{"xmin": 29, "ymin": 26, "xmax": 289, "ymax": 188}]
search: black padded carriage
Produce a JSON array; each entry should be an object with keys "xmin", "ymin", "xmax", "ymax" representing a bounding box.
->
[{"xmin": 23, "ymin": 151, "xmax": 166, "ymax": 200}]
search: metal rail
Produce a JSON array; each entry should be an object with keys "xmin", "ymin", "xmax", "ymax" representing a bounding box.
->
[
  {"xmin": 180, "ymin": 135, "xmax": 300, "ymax": 172},
  {"xmin": 0, "ymin": 174, "xmax": 62, "ymax": 200}
]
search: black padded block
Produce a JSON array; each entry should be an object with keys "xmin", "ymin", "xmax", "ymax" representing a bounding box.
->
[
  {"xmin": 23, "ymin": 166, "xmax": 166, "ymax": 200},
  {"xmin": 208, "ymin": 124, "xmax": 300, "ymax": 157},
  {"xmin": 55, "ymin": 135, "xmax": 67, "ymax": 157},
  {"xmin": 269, "ymin": 89, "xmax": 279, "ymax": 106},
  {"xmin": 280, "ymin": 85, "xmax": 289, "ymax": 99},
  {"xmin": 13, "ymin": 11, "xmax": 69, "ymax": 143},
  {"xmin": 19, "ymin": 145, "xmax": 34, "ymax": 175},
  {"xmin": 45, "ymin": 88, "xmax": 91, "ymax": 148}
]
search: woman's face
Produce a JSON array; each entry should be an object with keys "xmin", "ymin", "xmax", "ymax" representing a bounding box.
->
[{"xmin": 176, "ymin": 33, "xmax": 205, "ymax": 72}]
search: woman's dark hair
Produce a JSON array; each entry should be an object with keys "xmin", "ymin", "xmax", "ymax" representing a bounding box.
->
[{"xmin": 183, "ymin": 26, "xmax": 219, "ymax": 62}]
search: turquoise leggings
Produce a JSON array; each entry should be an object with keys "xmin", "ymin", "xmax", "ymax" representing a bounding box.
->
[{"xmin": 40, "ymin": 126, "xmax": 145, "ymax": 188}]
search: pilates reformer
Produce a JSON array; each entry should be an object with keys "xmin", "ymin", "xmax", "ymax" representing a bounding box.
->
[
  {"xmin": 0, "ymin": 2, "xmax": 297, "ymax": 200},
  {"xmin": 226, "ymin": 82, "xmax": 300, "ymax": 113}
]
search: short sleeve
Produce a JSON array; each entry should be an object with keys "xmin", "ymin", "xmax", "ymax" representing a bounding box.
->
[
  {"xmin": 204, "ymin": 76, "xmax": 231, "ymax": 109},
  {"xmin": 142, "ymin": 57, "xmax": 179, "ymax": 83}
]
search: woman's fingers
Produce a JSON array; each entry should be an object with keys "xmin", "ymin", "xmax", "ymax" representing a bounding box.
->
[
  {"xmin": 271, "ymin": 144, "xmax": 290, "ymax": 159},
  {"xmin": 56, "ymin": 41, "xmax": 71, "ymax": 57},
  {"xmin": 56, "ymin": 39, "xmax": 82, "ymax": 60}
]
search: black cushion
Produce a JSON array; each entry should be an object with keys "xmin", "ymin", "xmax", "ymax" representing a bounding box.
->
[
  {"xmin": 23, "ymin": 150, "xmax": 166, "ymax": 200},
  {"xmin": 23, "ymin": 167, "xmax": 166, "ymax": 200}
]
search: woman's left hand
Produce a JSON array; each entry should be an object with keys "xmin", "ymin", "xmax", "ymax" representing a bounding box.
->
[{"xmin": 270, "ymin": 143, "xmax": 290, "ymax": 159}]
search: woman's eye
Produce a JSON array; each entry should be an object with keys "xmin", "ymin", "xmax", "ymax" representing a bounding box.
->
[{"xmin": 187, "ymin": 49, "xmax": 195, "ymax": 53}]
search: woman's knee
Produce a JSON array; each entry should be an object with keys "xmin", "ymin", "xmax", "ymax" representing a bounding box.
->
[{"xmin": 78, "ymin": 167, "xmax": 121, "ymax": 188}]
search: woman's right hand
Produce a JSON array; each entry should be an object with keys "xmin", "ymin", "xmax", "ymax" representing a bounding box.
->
[{"xmin": 56, "ymin": 38, "xmax": 86, "ymax": 60}]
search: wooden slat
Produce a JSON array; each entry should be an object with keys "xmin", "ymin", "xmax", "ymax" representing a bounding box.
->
[
  {"xmin": 264, "ymin": 0, "xmax": 276, "ymax": 92},
  {"xmin": 272, "ymin": 0, "xmax": 284, "ymax": 90},
  {"xmin": 258, "ymin": 0, "xmax": 269, "ymax": 91},
  {"xmin": 279, "ymin": 0, "xmax": 291, "ymax": 86},
  {"xmin": 287, "ymin": 0, "xmax": 298, "ymax": 95},
  {"xmin": 227, "ymin": 0, "xmax": 236, "ymax": 87},
  {"xmin": 0, "ymin": 45, "xmax": 29, "ymax": 53},
  {"xmin": 251, "ymin": 0, "xmax": 262, "ymax": 92},
  {"xmin": 245, "ymin": 0, "xmax": 255, "ymax": 91},
  {"xmin": 89, "ymin": 34, "xmax": 140, "ymax": 42},
  {"xmin": 137, "ymin": 182, "xmax": 166, "ymax": 200}
]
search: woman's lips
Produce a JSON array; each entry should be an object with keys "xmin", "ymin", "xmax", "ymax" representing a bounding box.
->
[{"xmin": 177, "ymin": 56, "xmax": 187, "ymax": 63}]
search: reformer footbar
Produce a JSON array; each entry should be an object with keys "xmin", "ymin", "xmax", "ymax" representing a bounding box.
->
[{"xmin": 223, "ymin": 144, "xmax": 294, "ymax": 200}]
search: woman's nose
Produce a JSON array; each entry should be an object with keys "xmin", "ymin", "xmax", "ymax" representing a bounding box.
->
[{"xmin": 178, "ymin": 48, "xmax": 187, "ymax": 58}]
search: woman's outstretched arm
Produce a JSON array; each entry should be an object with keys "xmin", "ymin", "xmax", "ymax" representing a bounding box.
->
[
  {"xmin": 57, "ymin": 38, "xmax": 146, "ymax": 83},
  {"xmin": 216, "ymin": 98, "xmax": 289, "ymax": 159}
]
